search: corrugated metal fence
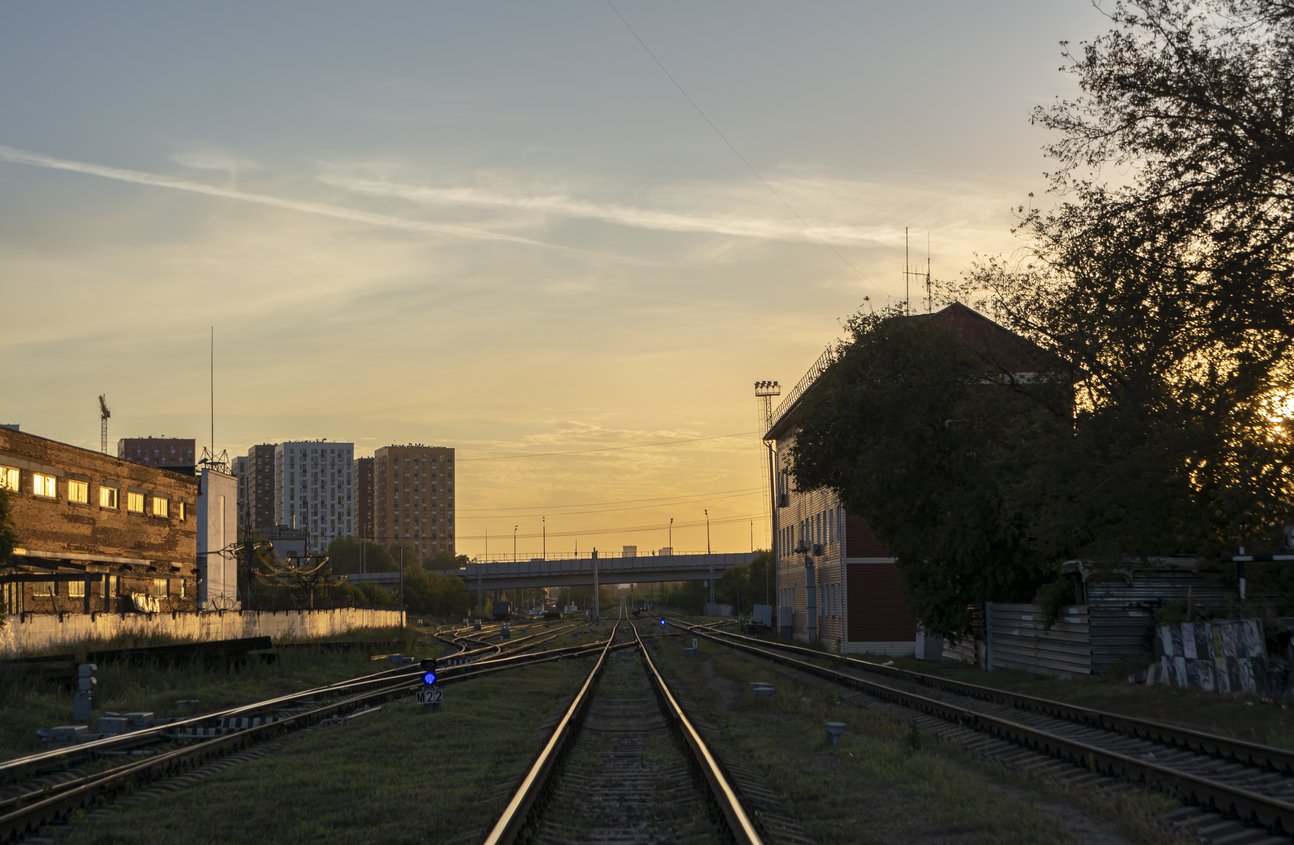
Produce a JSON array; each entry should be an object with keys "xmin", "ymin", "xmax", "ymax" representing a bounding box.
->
[{"xmin": 986, "ymin": 603, "xmax": 1091, "ymax": 675}]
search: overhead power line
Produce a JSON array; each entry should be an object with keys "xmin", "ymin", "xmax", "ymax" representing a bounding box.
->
[
  {"xmin": 458, "ymin": 485, "xmax": 761, "ymax": 512},
  {"xmin": 457, "ymin": 510, "xmax": 765, "ymax": 542},
  {"xmin": 604, "ymin": 0, "xmax": 871, "ymax": 284},
  {"xmin": 456, "ymin": 488, "xmax": 760, "ymax": 519},
  {"xmin": 458, "ymin": 430, "xmax": 758, "ymax": 462}
]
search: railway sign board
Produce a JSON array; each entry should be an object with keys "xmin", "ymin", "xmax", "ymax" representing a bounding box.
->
[
  {"xmin": 1285, "ymin": 525, "xmax": 1294, "ymax": 551},
  {"xmin": 418, "ymin": 686, "xmax": 443, "ymax": 713}
]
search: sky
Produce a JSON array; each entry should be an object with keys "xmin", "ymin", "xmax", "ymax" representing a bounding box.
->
[{"xmin": 0, "ymin": 1, "xmax": 1108, "ymax": 559}]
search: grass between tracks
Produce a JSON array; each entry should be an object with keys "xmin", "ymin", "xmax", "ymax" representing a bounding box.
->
[
  {"xmin": 57, "ymin": 655, "xmax": 596, "ymax": 845},
  {"xmin": 694, "ymin": 619, "xmax": 1294, "ymax": 754},
  {"xmin": 650, "ymin": 633, "xmax": 1188, "ymax": 845}
]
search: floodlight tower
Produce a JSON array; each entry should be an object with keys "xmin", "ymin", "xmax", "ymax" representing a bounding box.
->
[
  {"xmin": 98, "ymin": 395, "xmax": 111, "ymax": 455},
  {"xmin": 753, "ymin": 381, "xmax": 780, "ymax": 551}
]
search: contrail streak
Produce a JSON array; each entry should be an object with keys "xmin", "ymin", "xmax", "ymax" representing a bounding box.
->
[{"xmin": 0, "ymin": 144, "xmax": 556, "ymax": 250}]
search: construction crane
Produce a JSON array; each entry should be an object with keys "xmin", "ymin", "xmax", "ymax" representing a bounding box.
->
[{"xmin": 98, "ymin": 395, "xmax": 110, "ymax": 455}]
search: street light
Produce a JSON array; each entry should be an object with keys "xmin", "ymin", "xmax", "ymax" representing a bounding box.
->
[
  {"xmin": 705, "ymin": 509, "xmax": 710, "ymax": 555},
  {"xmin": 669, "ymin": 517, "xmax": 673, "ymax": 553},
  {"xmin": 513, "ymin": 525, "xmax": 518, "ymax": 562}
]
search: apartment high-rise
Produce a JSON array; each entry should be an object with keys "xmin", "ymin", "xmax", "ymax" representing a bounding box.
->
[
  {"xmin": 273, "ymin": 441, "xmax": 354, "ymax": 555},
  {"xmin": 354, "ymin": 457, "xmax": 375, "ymax": 541},
  {"xmin": 240, "ymin": 444, "xmax": 277, "ymax": 536},
  {"xmin": 374, "ymin": 444, "xmax": 454, "ymax": 556},
  {"xmin": 117, "ymin": 437, "xmax": 195, "ymax": 471}
]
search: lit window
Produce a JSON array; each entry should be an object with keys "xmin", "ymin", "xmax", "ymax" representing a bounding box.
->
[
  {"xmin": 101, "ymin": 487, "xmax": 119, "ymax": 509},
  {"xmin": 33, "ymin": 581, "xmax": 55, "ymax": 596},
  {"xmin": 153, "ymin": 579, "xmax": 168, "ymax": 597},
  {"xmin": 153, "ymin": 497, "xmax": 169, "ymax": 518},
  {"xmin": 181, "ymin": 579, "xmax": 187, "ymax": 598},
  {"xmin": 127, "ymin": 492, "xmax": 145, "ymax": 513},
  {"xmin": 68, "ymin": 480, "xmax": 88, "ymax": 504},
  {"xmin": 0, "ymin": 466, "xmax": 18, "ymax": 490},
  {"xmin": 178, "ymin": 501, "xmax": 186, "ymax": 521},
  {"xmin": 33, "ymin": 473, "xmax": 56, "ymax": 498},
  {"xmin": 69, "ymin": 580, "xmax": 85, "ymax": 598}
]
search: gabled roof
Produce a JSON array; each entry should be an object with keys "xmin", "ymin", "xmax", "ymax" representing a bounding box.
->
[{"xmin": 765, "ymin": 302, "xmax": 1053, "ymax": 440}]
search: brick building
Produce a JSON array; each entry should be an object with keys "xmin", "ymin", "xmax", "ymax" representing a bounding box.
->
[
  {"xmin": 354, "ymin": 457, "xmax": 374, "ymax": 541},
  {"xmin": 767, "ymin": 303, "xmax": 1046, "ymax": 655},
  {"xmin": 1, "ymin": 428, "xmax": 199, "ymax": 615},
  {"xmin": 117, "ymin": 437, "xmax": 195, "ymax": 471},
  {"xmin": 374, "ymin": 445, "xmax": 454, "ymax": 556}
]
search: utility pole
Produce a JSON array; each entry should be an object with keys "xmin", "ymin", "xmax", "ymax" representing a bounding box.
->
[
  {"xmin": 513, "ymin": 525, "xmax": 517, "ymax": 562},
  {"xmin": 705, "ymin": 509, "xmax": 713, "ymax": 606},
  {"xmin": 542, "ymin": 516, "xmax": 546, "ymax": 560},
  {"xmin": 592, "ymin": 548, "xmax": 599, "ymax": 621},
  {"xmin": 398, "ymin": 546, "xmax": 405, "ymax": 628}
]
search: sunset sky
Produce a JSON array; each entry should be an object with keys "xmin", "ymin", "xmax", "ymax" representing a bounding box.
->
[{"xmin": 0, "ymin": 1, "xmax": 1105, "ymax": 558}]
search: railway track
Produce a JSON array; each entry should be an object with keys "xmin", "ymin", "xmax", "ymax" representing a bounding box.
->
[
  {"xmin": 685, "ymin": 622, "xmax": 1294, "ymax": 843},
  {"xmin": 0, "ymin": 627, "xmax": 614, "ymax": 843},
  {"xmin": 483, "ymin": 616, "xmax": 763, "ymax": 845}
]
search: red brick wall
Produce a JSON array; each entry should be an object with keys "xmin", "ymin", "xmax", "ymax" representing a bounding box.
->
[
  {"xmin": 1, "ymin": 429, "xmax": 198, "ymax": 614},
  {"xmin": 845, "ymin": 517, "xmax": 888, "ymax": 558},
  {"xmin": 847, "ymin": 562, "xmax": 916, "ymax": 643}
]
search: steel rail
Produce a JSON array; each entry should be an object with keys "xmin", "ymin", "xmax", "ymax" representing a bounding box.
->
[
  {"xmin": 700, "ymin": 624, "xmax": 1294, "ymax": 775},
  {"xmin": 0, "ymin": 634, "xmax": 625, "ymax": 843},
  {"xmin": 0, "ymin": 623, "xmax": 588, "ymax": 786},
  {"xmin": 634, "ymin": 622, "xmax": 763, "ymax": 844},
  {"xmin": 481, "ymin": 617, "xmax": 623, "ymax": 845},
  {"xmin": 686, "ymin": 625, "xmax": 1294, "ymax": 836}
]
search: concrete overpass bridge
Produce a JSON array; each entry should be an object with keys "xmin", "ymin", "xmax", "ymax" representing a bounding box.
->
[{"xmin": 343, "ymin": 551, "xmax": 757, "ymax": 593}]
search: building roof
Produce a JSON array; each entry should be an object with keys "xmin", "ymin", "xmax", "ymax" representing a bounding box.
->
[{"xmin": 765, "ymin": 302, "xmax": 1053, "ymax": 440}]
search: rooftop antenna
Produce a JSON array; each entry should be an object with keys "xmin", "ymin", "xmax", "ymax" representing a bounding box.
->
[
  {"xmin": 902, "ymin": 228, "xmax": 933, "ymax": 316},
  {"xmin": 198, "ymin": 327, "xmax": 229, "ymax": 473},
  {"xmin": 98, "ymin": 395, "xmax": 110, "ymax": 455}
]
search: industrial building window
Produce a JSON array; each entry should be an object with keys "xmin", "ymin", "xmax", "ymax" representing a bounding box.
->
[
  {"xmin": 68, "ymin": 480, "xmax": 89, "ymax": 504},
  {"xmin": 33, "ymin": 473, "xmax": 56, "ymax": 498},
  {"xmin": 33, "ymin": 581, "xmax": 54, "ymax": 596},
  {"xmin": 152, "ymin": 498, "xmax": 168, "ymax": 518},
  {"xmin": 127, "ymin": 491, "xmax": 145, "ymax": 513},
  {"xmin": 69, "ymin": 580, "xmax": 85, "ymax": 598},
  {"xmin": 153, "ymin": 579, "xmax": 168, "ymax": 597},
  {"xmin": 178, "ymin": 501, "xmax": 186, "ymax": 521},
  {"xmin": 0, "ymin": 466, "xmax": 18, "ymax": 491}
]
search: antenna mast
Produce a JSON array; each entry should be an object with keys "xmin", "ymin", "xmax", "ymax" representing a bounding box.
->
[
  {"xmin": 902, "ymin": 228, "xmax": 933, "ymax": 316},
  {"xmin": 98, "ymin": 395, "xmax": 111, "ymax": 455}
]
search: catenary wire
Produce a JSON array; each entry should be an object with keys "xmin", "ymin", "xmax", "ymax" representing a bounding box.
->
[
  {"xmin": 456, "ymin": 488, "xmax": 759, "ymax": 520},
  {"xmin": 456, "ymin": 430, "xmax": 759, "ymax": 462},
  {"xmin": 457, "ymin": 486, "xmax": 761, "ymax": 512},
  {"xmin": 604, "ymin": 0, "xmax": 873, "ymax": 285}
]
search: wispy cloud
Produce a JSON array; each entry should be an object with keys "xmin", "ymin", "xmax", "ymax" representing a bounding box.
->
[
  {"xmin": 171, "ymin": 148, "xmax": 260, "ymax": 172},
  {"xmin": 317, "ymin": 170, "xmax": 896, "ymax": 245},
  {"xmin": 0, "ymin": 144, "xmax": 559, "ymax": 251}
]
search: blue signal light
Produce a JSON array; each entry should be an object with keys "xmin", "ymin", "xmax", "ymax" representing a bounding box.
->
[
  {"xmin": 422, "ymin": 671, "xmax": 437, "ymax": 686},
  {"xmin": 659, "ymin": 618, "xmax": 666, "ymax": 626}
]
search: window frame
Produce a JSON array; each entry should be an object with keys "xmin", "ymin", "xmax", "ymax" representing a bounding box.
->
[
  {"xmin": 152, "ymin": 578, "xmax": 169, "ymax": 598},
  {"xmin": 0, "ymin": 466, "xmax": 18, "ymax": 491},
  {"xmin": 126, "ymin": 491, "xmax": 145, "ymax": 513},
  {"xmin": 69, "ymin": 579, "xmax": 86, "ymax": 599},
  {"xmin": 152, "ymin": 497, "xmax": 169, "ymax": 518},
  {"xmin": 32, "ymin": 581, "xmax": 55, "ymax": 597},
  {"xmin": 68, "ymin": 479, "xmax": 89, "ymax": 505},
  {"xmin": 100, "ymin": 486, "xmax": 119, "ymax": 509},
  {"xmin": 32, "ymin": 473, "xmax": 57, "ymax": 499}
]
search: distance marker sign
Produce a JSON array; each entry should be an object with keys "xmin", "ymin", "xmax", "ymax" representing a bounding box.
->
[{"xmin": 417, "ymin": 687, "xmax": 443, "ymax": 706}]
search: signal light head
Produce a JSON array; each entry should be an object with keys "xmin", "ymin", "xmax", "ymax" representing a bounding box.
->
[
  {"xmin": 659, "ymin": 618, "xmax": 666, "ymax": 626},
  {"xmin": 422, "ymin": 671, "xmax": 437, "ymax": 686}
]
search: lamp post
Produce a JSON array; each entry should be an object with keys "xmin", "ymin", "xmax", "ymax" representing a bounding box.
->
[
  {"xmin": 705, "ymin": 509, "xmax": 713, "ymax": 607},
  {"xmin": 705, "ymin": 510, "xmax": 710, "ymax": 554},
  {"xmin": 669, "ymin": 518, "xmax": 673, "ymax": 553},
  {"xmin": 542, "ymin": 516, "xmax": 546, "ymax": 560},
  {"xmin": 513, "ymin": 525, "xmax": 518, "ymax": 562}
]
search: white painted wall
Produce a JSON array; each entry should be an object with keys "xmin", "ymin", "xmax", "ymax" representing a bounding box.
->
[
  {"xmin": 0, "ymin": 607, "xmax": 404, "ymax": 654},
  {"xmin": 197, "ymin": 468, "xmax": 240, "ymax": 609}
]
